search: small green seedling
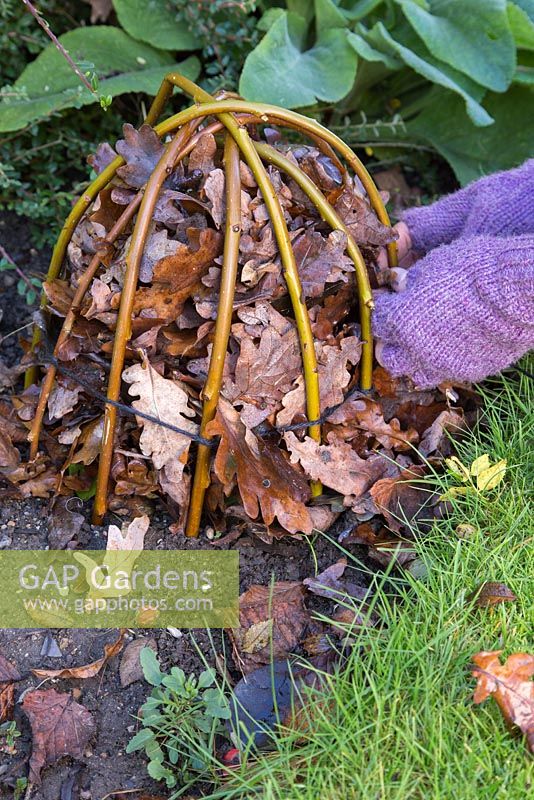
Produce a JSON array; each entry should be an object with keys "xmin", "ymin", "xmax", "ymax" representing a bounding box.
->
[{"xmin": 127, "ymin": 648, "xmax": 231, "ymax": 789}]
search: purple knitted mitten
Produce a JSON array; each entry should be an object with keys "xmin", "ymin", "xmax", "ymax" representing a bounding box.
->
[
  {"xmin": 372, "ymin": 235, "xmax": 534, "ymax": 387},
  {"xmin": 403, "ymin": 160, "xmax": 534, "ymax": 253}
]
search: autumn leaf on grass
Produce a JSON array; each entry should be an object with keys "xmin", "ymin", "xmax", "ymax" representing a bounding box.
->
[
  {"xmin": 133, "ymin": 228, "xmax": 222, "ymax": 322},
  {"xmin": 122, "ymin": 357, "xmax": 198, "ymax": 506},
  {"xmin": 207, "ymin": 398, "xmax": 313, "ymax": 534},
  {"xmin": 328, "ymin": 397, "xmax": 419, "ymax": 452},
  {"xmin": 443, "ymin": 454, "xmax": 507, "ymax": 499},
  {"xmin": 370, "ymin": 465, "xmax": 433, "ymax": 533},
  {"xmin": 285, "ymin": 431, "xmax": 389, "ymax": 509},
  {"xmin": 32, "ymin": 630, "xmax": 125, "ymax": 680},
  {"xmin": 0, "ymin": 654, "xmax": 21, "ymax": 723},
  {"xmin": 471, "ymin": 650, "xmax": 534, "ymax": 753},
  {"xmin": 231, "ymin": 582, "xmax": 311, "ymax": 673},
  {"xmin": 22, "ymin": 688, "xmax": 96, "ymax": 784},
  {"xmin": 467, "ymin": 582, "xmax": 517, "ymax": 609}
]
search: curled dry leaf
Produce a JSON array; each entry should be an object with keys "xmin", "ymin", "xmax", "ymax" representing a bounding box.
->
[
  {"xmin": 22, "ymin": 688, "xmax": 96, "ymax": 783},
  {"xmin": 0, "ymin": 654, "xmax": 21, "ymax": 722},
  {"xmin": 471, "ymin": 650, "xmax": 534, "ymax": 753},
  {"xmin": 48, "ymin": 496, "xmax": 84, "ymax": 549},
  {"xmin": 207, "ymin": 398, "xmax": 313, "ymax": 534},
  {"xmin": 467, "ymin": 582, "xmax": 517, "ymax": 608},
  {"xmin": 107, "ymin": 515, "xmax": 150, "ymax": 551},
  {"xmin": 32, "ymin": 630, "xmax": 125, "ymax": 680},
  {"xmin": 418, "ymin": 409, "xmax": 464, "ymax": 457},
  {"xmin": 292, "ymin": 229, "xmax": 354, "ymax": 298},
  {"xmin": 231, "ymin": 582, "xmax": 311, "ymax": 673}
]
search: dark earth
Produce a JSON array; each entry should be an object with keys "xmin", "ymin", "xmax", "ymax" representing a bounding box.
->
[{"xmin": 0, "ymin": 211, "xmax": 378, "ymax": 799}]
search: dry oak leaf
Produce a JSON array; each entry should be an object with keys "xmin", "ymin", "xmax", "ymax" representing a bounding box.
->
[
  {"xmin": 328, "ymin": 397, "xmax": 419, "ymax": 451},
  {"xmin": 223, "ymin": 303, "xmax": 302, "ymax": 427},
  {"xmin": 133, "ymin": 228, "xmax": 222, "ymax": 321},
  {"xmin": 206, "ymin": 398, "xmax": 313, "ymax": 534},
  {"xmin": 231, "ymin": 582, "xmax": 311, "ymax": 673},
  {"xmin": 277, "ymin": 336, "xmax": 361, "ymax": 426},
  {"xmin": 32, "ymin": 630, "xmax": 125, "ymax": 680},
  {"xmin": 120, "ymin": 636, "xmax": 158, "ymax": 687},
  {"xmin": 123, "ymin": 359, "xmax": 198, "ymax": 505},
  {"xmin": 116, "ymin": 123, "xmax": 165, "ymax": 188},
  {"xmin": 285, "ymin": 431, "xmax": 389, "ymax": 506},
  {"xmin": 370, "ymin": 465, "xmax": 430, "ymax": 532},
  {"xmin": 304, "ymin": 558, "xmax": 371, "ymax": 604},
  {"xmin": 292, "ymin": 229, "xmax": 354, "ymax": 298},
  {"xmin": 418, "ymin": 409, "xmax": 465, "ymax": 458},
  {"xmin": 0, "ymin": 654, "xmax": 21, "ymax": 683},
  {"xmin": 22, "ymin": 688, "xmax": 96, "ymax": 783},
  {"xmin": 471, "ymin": 650, "xmax": 534, "ymax": 753},
  {"xmin": 107, "ymin": 515, "xmax": 150, "ymax": 551},
  {"xmin": 334, "ymin": 185, "xmax": 396, "ymax": 246}
]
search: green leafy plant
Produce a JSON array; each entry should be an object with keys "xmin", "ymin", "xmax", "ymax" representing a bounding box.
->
[
  {"xmin": 0, "ymin": 720, "xmax": 21, "ymax": 749},
  {"xmin": 239, "ymin": 0, "xmax": 534, "ymax": 182},
  {"xmin": 0, "ymin": 253, "xmax": 41, "ymax": 304},
  {"xmin": 126, "ymin": 648, "xmax": 231, "ymax": 789}
]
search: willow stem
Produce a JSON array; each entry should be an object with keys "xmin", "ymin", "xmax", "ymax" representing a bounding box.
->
[
  {"xmin": 254, "ymin": 142, "xmax": 374, "ymax": 390},
  {"xmin": 185, "ymin": 135, "xmax": 241, "ymax": 538},
  {"xmin": 159, "ymin": 75, "xmax": 323, "ymax": 503},
  {"xmin": 92, "ymin": 123, "xmax": 198, "ymax": 524},
  {"xmin": 28, "ymin": 193, "xmax": 143, "ymax": 460}
]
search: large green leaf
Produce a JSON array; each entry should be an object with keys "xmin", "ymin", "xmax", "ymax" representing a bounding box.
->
[
  {"xmin": 508, "ymin": 1, "xmax": 534, "ymax": 49},
  {"xmin": 397, "ymin": 0, "xmax": 515, "ymax": 92},
  {"xmin": 409, "ymin": 86, "xmax": 534, "ymax": 184},
  {"xmin": 112, "ymin": 0, "xmax": 200, "ymax": 50},
  {"xmin": 239, "ymin": 11, "xmax": 358, "ymax": 107},
  {"xmin": 0, "ymin": 27, "xmax": 200, "ymax": 133},
  {"xmin": 372, "ymin": 23, "xmax": 493, "ymax": 126}
]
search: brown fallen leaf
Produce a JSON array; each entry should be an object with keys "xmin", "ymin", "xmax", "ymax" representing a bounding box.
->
[
  {"xmin": 133, "ymin": 228, "xmax": 222, "ymax": 321},
  {"xmin": 0, "ymin": 654, "xmax": 21, "ymax": 723},
  {"xmin": 116, "ymin": 123, "xmax": 165, "ymax": 188},
  {"xmin": 418, "ymin": 409, "xmax": 465, "ymax": 458},
  {"xmin": 369, "ymin": 465, "xmax": 432, "ymax": 532},
  {"xmin": 231, "ymin": 582, "xmax": 311, "ymax": 673},
  {"xmin": 334, "ymin": 184, "xmax": 396, "ymax": 246},
  {"xmin": 120, "ymin": 637, "xmax": 158, "ymax": 687},
  {"xmin": 223, "ymin": 302, "xmax": 302, "ymax": 427},
  {"xmin": 207, "ymin": 398, "xmax": 313, "ymax": 534},
  {"xmin": 122, "ymin": 358, "xmax": 198, "ymax": 506},
  {"xmin": 22, "ymin": 688, "xmax": 96, "ymax": 783},
  {"xmin": 292, "ymin": 229, "xmax": 354, "ymax": 298},
  {"xmin": 277, "ymin": 336, "xmax": 361, "ymax": 426},
  {"xmin": 48, "ymin": 496, "xmax": 84, "ymax": 549},
  {"xmin": 471, "ymin": 650, "xmax": 534, "ymax": 753},
  {"xmin": 328, "ymin": 397, "xmax": 419, "ymax": 451},
  {"xmin": 303, "ymin": 558, "xmax": 370, "ymax": 603},
  {"xmin": 31, "ymin": 630, "xmax": 125, "ymax": 680},
  {"xmin": 467, "ymin": 582, "xmax": 517, "ymax": 608},
  {"xmin": 285, "ymin": 431, "xmax": 389, "ymax": 507},
  {"xmin": 0, "ymin": 682, "xmax": 15, "ymax": 723}
]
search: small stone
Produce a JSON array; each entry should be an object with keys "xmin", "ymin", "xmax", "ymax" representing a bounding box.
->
[
  {"xmin": 7, "ymin": 520, "xmax": 15, "ymax": 527},
  {"xmin": 0, "ymin": 535, "xmax": 12, "ymax": 549}
]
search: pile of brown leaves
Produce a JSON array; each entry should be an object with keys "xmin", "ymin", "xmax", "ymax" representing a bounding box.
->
[{"xmin": 0, "ymin": 123, "xmax": 471, "ymax": 537}]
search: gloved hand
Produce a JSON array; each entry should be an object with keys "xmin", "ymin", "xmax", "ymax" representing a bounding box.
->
[
  {"xmin": 372, "ymin": 234, "xmax": 534, "ymax": 388},
  {"xmin": 372, "ymin": 160, "xmax": 534, "ymax": 387}
]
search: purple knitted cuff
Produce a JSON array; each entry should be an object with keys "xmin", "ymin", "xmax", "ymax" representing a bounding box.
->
[
  {"xmin": 402, "ymin": 159, "xmax": 534, "ymax": 253},
  {"xmin": 372, "ymin": 234, "xmax": 534, "ymax": 388}
]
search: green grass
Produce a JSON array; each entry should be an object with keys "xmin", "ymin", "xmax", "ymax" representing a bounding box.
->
[{"xmin": 210, "ymin": 364, "xmax": 534, "ymax": 800}]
